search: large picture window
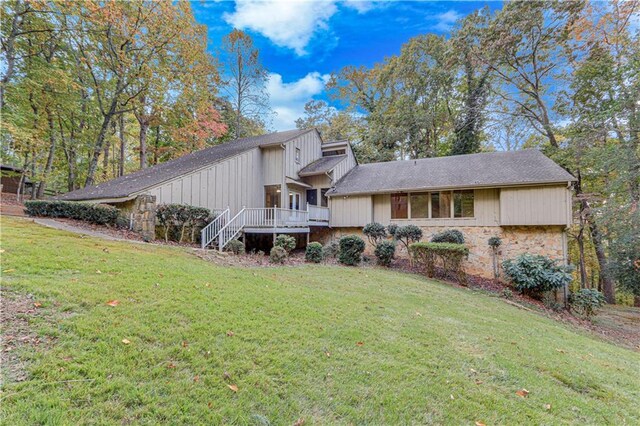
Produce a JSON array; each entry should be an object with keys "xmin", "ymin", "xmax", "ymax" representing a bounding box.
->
[
  {"xmin": 306, "ymin": 189, "xmax": 318, "ymax": 206},
  {"xmin": 410, "ymin": 193, "xmax": 429, "ymax": 218},
  {"xmin": 454, "ymin": 190, "xmax": 474, "ymax": 218},
  {"xmin": 431, "ymin": 191, "xmax": 451, "ymax": 218},
  {"xmin": 391, "ymin": 193, "xmax": 408, "ymax": 219}
]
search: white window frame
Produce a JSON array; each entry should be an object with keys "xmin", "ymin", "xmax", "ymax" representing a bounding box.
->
[{"xmin": 295, "ymin": 147, "xmax": 301, "ymax": 164}]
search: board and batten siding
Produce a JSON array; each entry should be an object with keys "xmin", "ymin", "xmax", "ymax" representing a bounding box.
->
[
  {"xmin": 284, "ymin": 131, "xmax": 323, "ymax": 178},
  {"xmin": 262, "ymin": 146, "xmax": 283, "ymax": 186},
  {"xmin": 147, "ymin": 148, "xmax": 263, "ymax": 212},
  {"xmin": 332, "ymin": 154, "xmax": 357, "ymax": 183},
  {"xmin": 500, "ymin": 185, "xmax": 571, "ymax": 226},
  {"xmin": 329, "ymin": 195, "xmax": 372, "ymax": 227}
]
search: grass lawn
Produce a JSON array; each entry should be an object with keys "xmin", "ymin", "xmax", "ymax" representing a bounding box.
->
[{"xmin": 1, "ymin": 217, "xmax": 639, "ymax": 425}]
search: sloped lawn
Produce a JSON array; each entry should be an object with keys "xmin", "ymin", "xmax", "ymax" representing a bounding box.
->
[{"xmin": 1, "ymin": 217, "xmax": 639, "ymax": 425}]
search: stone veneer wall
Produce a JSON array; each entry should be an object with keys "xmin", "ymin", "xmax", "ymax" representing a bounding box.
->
[
  {"xmin": 111, "ymin": 195, "xmax": 157, "ymax": 240},
  {"xmin": 319, "ymin": 225, "xmax": 567, "ymax": 280}
]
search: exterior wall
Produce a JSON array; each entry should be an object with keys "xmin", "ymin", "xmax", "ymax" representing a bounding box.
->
[
  {"xmin": 324, "ymin": 225, "xmax": 566, "ymax": 279},
  {"xmin": 329, "ymin": 195, "xmax": 372, "ymax": 226},
  {"xmin": 500, "ymin": 185, "xmax": 571, "ymax": 226},
  {"xmin": 262, "ymin": 146, "xmax": 284, "ymax": 186},
  {"xmin": 147, "ymin": 148, "xmax": 263, "ymax": 212},
  {"xmin": 284, "ymin": 131, "xmax": 323, "ymax": 178},
  {"xmin": 112, "ymin": 195, "xmax": 157, "ymax": 240},
  {"xmin": 332, "ymin": 150, "xmax": 357, "ymax": 183}
]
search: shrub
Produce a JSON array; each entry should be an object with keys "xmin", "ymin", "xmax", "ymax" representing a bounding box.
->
[
  {"xmin": 363, "ymin": 222, "xmax": 387, "ymax": 246},
  {"xmin": 115, "ymin": 215, "xmax": 130, "ymax": 229},
  {"xmin": 569, "ymin": 289, "xmax": 606, "ymax": 319},
  {"xmin": 24, "ymin": 200, "xmax": 120, "ymax": 225},
  {"xmin": 394, "ymin": 225, "xmax": 423, "ymax": 251},
  {"xmin": 323, "ymin": 240, "xmax": 339, "ymax": 258},
  {"xmin": 225, "ymin": 239, "xmax": 245, "ymax": 255},
  {"xmin": 338, "ymin": 235, "xmax": 365, "ymax": 266},
  {"xmin": 269, "ymin": 246, "xmax": 287, "ymax": 264},
  {"xmin": 488, "ymin": 236, "xmax": 502, "ymax": 249},
  {"xmin": 274, "ymin": 234, "xmax": 296, "ymax": 254},
  {"xmin": 410, "ymin": 242, "xmax": 469, "ymax": 284},
  {"xmin": 608, "ymin": 233, "xmax": 640, "ymax": 298},
  {"xmin": 374, "ymin": 240, "xmax": 396, "ymax": 267},
  {"xmin": 502, "ymin": 254, "xmax": 574, "ymax": 298},
  {"xmin": 156, "ymin": 204, "xmax": 213, "ymax": 243},
  {"xmin": 305, "ymin": 242, "xmax": 324, "ymax": 263},
  {"xmin": 387, "ymin": 223, "xmax": 399, "ymax": 238},
  {"xmin": 501, "ymin": 288, "xmax": 513, "ymax": 299},
  {"xmin": 431, "ymin": 229, "xmax": 465, "ymax": 244},
  {"xmin": 542, "ymin": 292, "xmax": 563, "ymax": 312}
]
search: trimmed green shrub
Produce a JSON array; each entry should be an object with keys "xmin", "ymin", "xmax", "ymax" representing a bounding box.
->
[
  {"xmin": 274, "ymin": 234, "xmax": 296, "ymax": 254},
  {"xmin": 225, "ymin": 239, "xmax": 245, "ymax": 255},
  {"xmin": 363, "ymin": 222, "xmax": 387, "ymax": 246},
  {"xmin": 387, "ymin": 223, "xmax": 399, "ymax": 238},
  {"xmin": 338, "ymin": 235, "xmax": 365, "ymax": 266},
  {"xmin": 431, "ymin": 229, "xmax": 465, "ymax": 244},
  {"xmin": 374, "ymin": 240, "xmax": 396, "ymax": 267},
  {"xmin": 156, "ymin": 204, "xmax": 213, "ymax": 243},
  {"xmin": 394, "ymin": 225, "xmax": 423, "ymax": 251},
  {"xmin": 410, "ymin": 242, "xmax": 469, "ymax": 284},
  {"xmin": 569, "ymin": 289, "xmax": 606, "ymax": 319},
  {"xmin": 24, "ymin": 200, "xmax": 120, "ymax": 225},
  {"xmin": 323, "ymin": 240, "xmax": 339, "ymax": 258},
  {"xmin": 270, "ymin": 246, "xmax": 287, "ymax": 264},
  {"xmin": 305, "ymin": 242, "xmax": 324, "ymax": 263},
  {"xmin": 502, "ymin": 254, "xmax": 574, "ymax": 298}
]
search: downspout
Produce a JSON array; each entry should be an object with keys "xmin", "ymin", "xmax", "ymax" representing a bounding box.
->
[
  {"xmin": 562, "ymin": 180, "xmax": 573, "ymax": 305},
  {"xmin": 280, "ymin": 143, "xmax": 287, "ymax": 209}
]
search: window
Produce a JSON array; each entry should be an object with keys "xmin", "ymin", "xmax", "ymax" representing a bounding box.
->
[
  {"xmin": 320, "ymin": 188, "xmax": 329, "ymax": 207},
  {"xmin": 454, "ymin": 190, "xmax": 474, "ymax": 218},
  {"xmin": 264, "ymin": 185, "xmax": 281, "ymax": 208},
  {"xmin": 391, "ymin": 193, "xmax": 408, "ymax": 219},
  {"xmin": 431, "ymin": 191, "xmax": 451, "ymax": 218},
  {"xmin": 295, "ymin": 147, "xmax": 301, "ymax": 163},
  {"xmin": 306, "ymin": 189, "xmax": 318, "ymax": 206},
  {"xmin": 410, "ymin": 193, "xmax": 429, "ymax": 218},
  {"xmin": 322, "ymin": 149, "xmax": 346, "ymax": 157}
]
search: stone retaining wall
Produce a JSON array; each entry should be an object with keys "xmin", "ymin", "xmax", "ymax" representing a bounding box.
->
[{"xmin": 111, "ymin": 195, "xmax": 157, "ymax": 240}]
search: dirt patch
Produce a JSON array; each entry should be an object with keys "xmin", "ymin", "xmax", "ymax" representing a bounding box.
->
[
  {"xmin": 0, "ymin": 288, "xmax": 62, "ymax": 385},
  {"xmin": 192, "ymin": 248, "xmax": 330, "ymax": 268},
  {"xmin": 1, "ymin": 192, "xmax": 26, "ymax": 217}
]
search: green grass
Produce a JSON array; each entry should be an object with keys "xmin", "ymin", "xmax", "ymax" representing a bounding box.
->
[{"xmin": 1, "ymin": 217, "xmax": 639, "ymax": 425}]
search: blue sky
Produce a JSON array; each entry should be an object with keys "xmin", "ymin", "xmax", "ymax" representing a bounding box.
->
[{"xmin": 191, "ymin": 1, "xmax": 502, "ymax": 130}]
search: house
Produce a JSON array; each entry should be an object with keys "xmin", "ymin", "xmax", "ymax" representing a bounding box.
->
[
  {"xmin": 1, "ymin": 164, "xmax": 34, "ymax": 196},
  {"xmin": 59, "ymin": 128, "xmax": 576, "ymax": 278}
]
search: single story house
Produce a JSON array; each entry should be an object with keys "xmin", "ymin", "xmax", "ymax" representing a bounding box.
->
[
  {"xmin": 59, "ymin": 128, "xmax": 576, "ymax": 278},
  {"xmin": 1, "ymin": 164, "xmax": 34, "ymax": 195}
]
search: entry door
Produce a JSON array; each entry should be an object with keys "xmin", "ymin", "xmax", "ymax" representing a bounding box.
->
[{"xmin": 289, "ymin": 191, "xmax": 301, "ymax": 210}]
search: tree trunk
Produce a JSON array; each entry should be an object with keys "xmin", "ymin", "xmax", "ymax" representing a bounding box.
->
[
  {"xmin": 139, "ymin": 120, "xmax": 149, "ymax": 169},
  {"xmin": 153, "ymin": 126, "xmax": 160, "ymax": 164},
  {"xmin": 85, "ymin": 99, "xmax": 118, "ymax": 187},
  {"xmin": 36, "ymin": 109, "xmax": 57, "ymax": 198},
  {"xmin": 119, "ymin": 114, "xmax": 125, "ymax": 176}
]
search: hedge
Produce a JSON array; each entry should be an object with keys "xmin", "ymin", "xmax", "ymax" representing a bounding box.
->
[
  {"xmin": 156, "ymin": 204, "xmax": 213, "ymax": 243},
  {"xmin": 410, "ymin": 242, "xmax": 469, "ymax": 284},
  {"xmin": 24, "ymin": 200, "xmax": 120, "ymax": 225}
]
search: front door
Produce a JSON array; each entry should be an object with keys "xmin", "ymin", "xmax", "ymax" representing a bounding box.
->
[{"xmin": 289, "ymin": 191, "xmax": 301, "ymax": 210}]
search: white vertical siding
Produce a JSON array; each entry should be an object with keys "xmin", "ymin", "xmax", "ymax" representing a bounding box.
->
[
  {"xmin": 284, "ymin": 131, "xmax": 323, "ymax": 178},
  {"xmin": 262, "ymin": 146, "xmax": 283, "ymax": 185},
  {"xmin": 500, "ymin": 186, "xmax": 571, "ymax": 226},
  {"xmin": 329, "ymin": 195, "xmax": 372, "ymax": 226}
]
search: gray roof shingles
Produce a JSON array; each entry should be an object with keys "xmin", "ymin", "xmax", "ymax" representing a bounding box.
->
[
  {"xmin": 59, "ymin": 128, "xmax": 313, "ymax": 201},
  {"xmin": 298, "ymin": 155, "xmax": 347, "ymax": 176},
  {"xmin": 328, "ymin": 150, "xmax": 575, "ymax": 196}
]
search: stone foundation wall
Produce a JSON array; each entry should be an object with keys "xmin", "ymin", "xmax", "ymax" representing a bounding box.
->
[
  {"xmin": 111, "ymin": 195, "xmax": 157, "ymax": 240},
  {"xmin": 324, "ymin": 225, "xmax": 567, "ymax": 279}
]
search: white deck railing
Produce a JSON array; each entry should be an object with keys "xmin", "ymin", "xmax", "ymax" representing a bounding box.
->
[
  {"xmin": 308, "ymin": 205, "xmax": 330, "ymax": 222},
  {"xmin": 203, "ymin": 206, "xmax": 329, "ymax": 250}
]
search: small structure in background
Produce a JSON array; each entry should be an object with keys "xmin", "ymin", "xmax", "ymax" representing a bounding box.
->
[{"xmin": 1, "ymin": 164, "xmax": 34, "ymax": 199}]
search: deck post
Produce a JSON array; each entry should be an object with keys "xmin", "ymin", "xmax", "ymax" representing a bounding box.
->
[{"xmin": 306, "ymin": 232, "xmax": 310, "ymax": 245}]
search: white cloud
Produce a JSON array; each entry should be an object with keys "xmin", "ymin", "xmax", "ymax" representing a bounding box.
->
[
  {"xmin": 224, "ymin": 1, "xmax": 338, "ymax": 56},
  {"xmin": 267, "ymin": 71, "xmax": 330, "ymax": 130},
  {"xmin": 434, "ymin": 10, "xmax": 461, "ymax": 32}
]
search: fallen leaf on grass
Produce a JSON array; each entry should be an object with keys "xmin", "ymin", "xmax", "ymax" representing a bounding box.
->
[
  {"xmin": 121, "ymin": 339, "xmax": 131, "ymax": 345},
  {"xmin": 3, "ymin": 269, "xmax": 15, "ymax": 273},
  {"xmin": 193, "ymin": 375, "xmax": 199, "ymax": 383},
  {"xmin": 182, "ymin": 341, "xmax": 188, "ymax": 347},
  {"xmin": 167, "ymin": 363, "xmax": 176, "ymax": 369},
  {"xmin": 356, "ymin": 341, "xmax": 364, "ymax": 347},
  {"xmin": 325, "ymin": 352, "xmax": 331, "ymax": 357},
  {"xmin": 293, "ymin": 418, "xmax": 305, "ymax": 426},
  {"xmin": 208, "ymin": 402, "xmax": 213, "ymax": 409},
  {"xmin": 415, "ymin": 312, "xmax": 422, "ymax": 316},
  {"xmin": 0, "ymin": 249, "xmax": 5, "ymax": 253},
  {"xmin": 106, "ymin": 300, "xmax": 120, "ymax": 307},
  {"xmin": 544, "ymin": 404, "xmax": 551, "ymax": 410},
  {"xmin": 515, "ymin": 389, "xmax": 529, "ymax": 398},
  {"xmin": 96, "ymin": 270, "xmax": 102, "ymax": 274},
  {"xmin": 555, "ymin": 348, "xmax": 565, "ymax": 354},
  {"xmin": 475, "ymin": 422, "xmax": 486, "ymax": 426},
  {"xmin": 33, "ymin": 302, "xmax": 42, "ymax": 308},
  {"xmin": 475, "ymin": 379, "xmax": 483, "ymax": 385},
  {"xmin": 226, "ymin": 331, "xmax": 235, "ymax": 337},
  {"xmin": 227, "ymin": 384, "xmax": 238, "ymax": 392}
]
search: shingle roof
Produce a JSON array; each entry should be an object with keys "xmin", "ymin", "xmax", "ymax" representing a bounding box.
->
[
  {"xmin": 328, "ymin": 150, "xmax": 576, "ymax": 196},
  {"xmin": 59, "ymin": 129, "xmax": 313, "ymax": 201},
  {"xmin": 298, "ymin": 155, "xmax": 347, "ymax": 177}
]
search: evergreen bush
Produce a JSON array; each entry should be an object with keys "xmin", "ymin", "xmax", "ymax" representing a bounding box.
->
[
  {"xmin": 338, "ymin": 235, "xmax": 365, "ymax": 266},
  {"xmin": 431, "ymin": 229, "xmax": 465, "ymax": 244},
  {"xmin": 274, "ymin": 234, "xmax": 296, "ymax": 254},
  {"xmin": 374, "ymin": 240, "xmax": 396, "ymax": 267},
  {"xmin": 305, "ymin": 242, "xmax": 324, "ymax": 263},
  {"xmin": 24, "ymin": 200, "xmax": 120, "ymax": 225},
  {"xmin": 270, "ymin": 246, "xmax": 287, "ymax": 264}
]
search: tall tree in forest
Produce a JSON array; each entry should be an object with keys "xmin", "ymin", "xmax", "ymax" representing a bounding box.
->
[
  {"xmin": 295, "ymin": 100, "xmax": 364, "ymax": 142},
  {"xmin": 219, "ymin": 29, "xmax": 270, "ymax": 139}
]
